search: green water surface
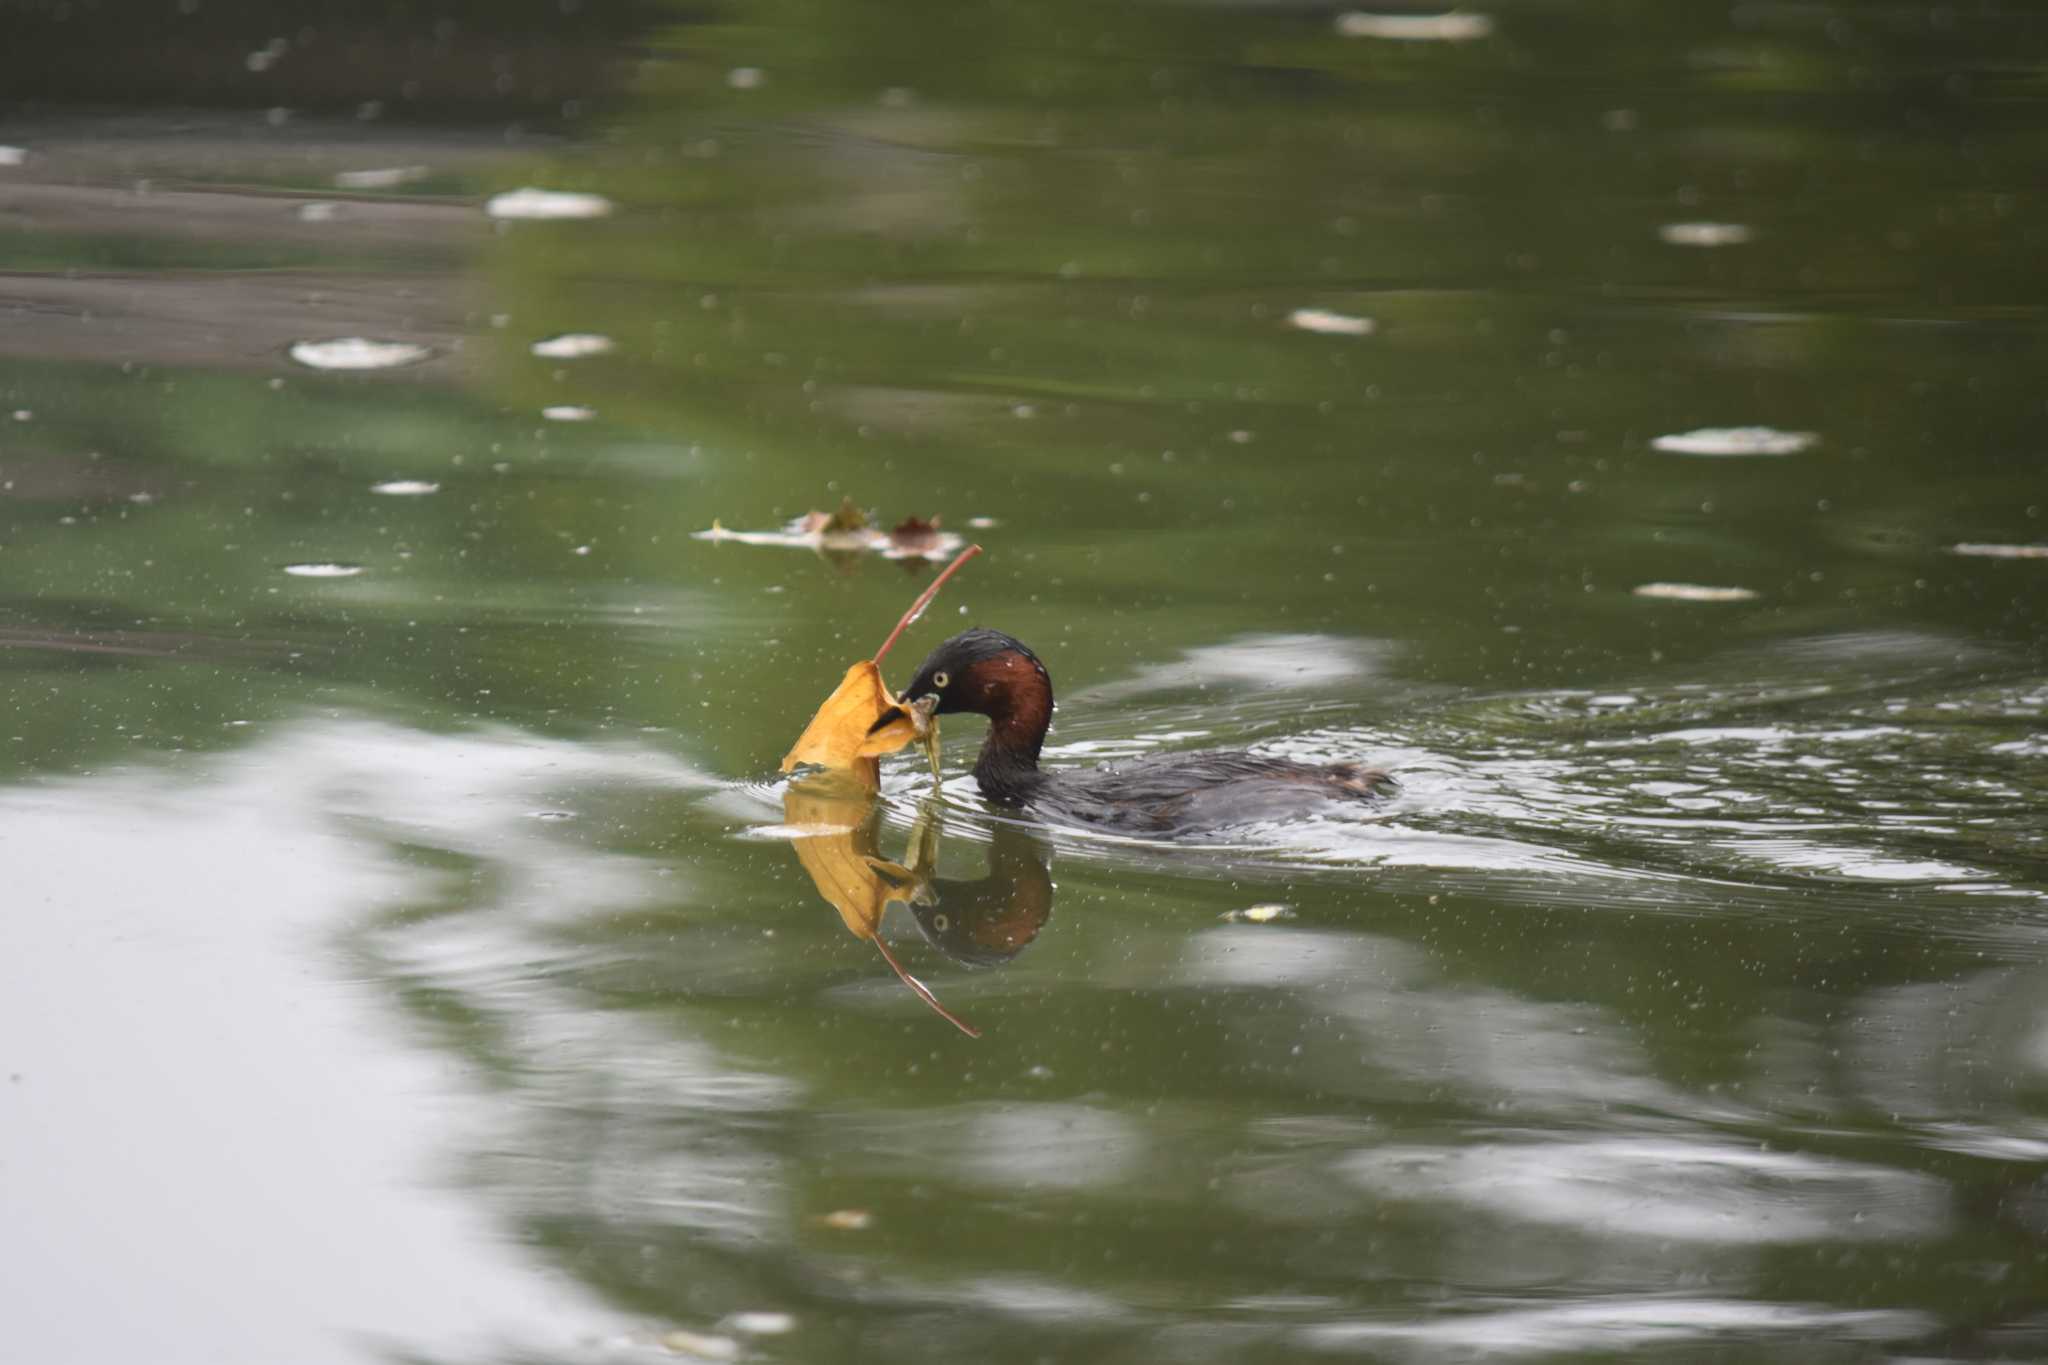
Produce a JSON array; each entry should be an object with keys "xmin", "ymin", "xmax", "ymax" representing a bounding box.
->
[{"xmin": 2, "ymin": 2, "xmax": 2046, "ymax": 1362}]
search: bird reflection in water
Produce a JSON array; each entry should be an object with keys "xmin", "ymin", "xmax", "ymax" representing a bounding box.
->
[{"xmin": 782, "ymin": 773, "xmax": 1053, "ymax": 1034}]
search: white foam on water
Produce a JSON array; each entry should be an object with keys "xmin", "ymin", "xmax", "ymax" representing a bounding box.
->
[
  {"xmin": 1652, "ymin": 426, "xmax": 1816, "ymax": 456},
  {"xmin": 1633, "ymin": 583, "xmax": 1760, "ymax": 602},
  {"xmin": 485, "ymin": 187, "xmax": 614, "ymax": 220},
  {"xmin": 1660, "ymin": 222, "xmax": 1753, "ymax": 247},
  {"xmin": 529, "ymin": 333, "xmax": 615, "ymax": 359},
  {"xmin": 1336, "ymin": 10, "xmax": 1493, "ymax": 40},
  {"xmin": 1288, "ymin": 308, "xmax": 1375, "ymax": 336},
  {"xmin": 334, "ymin": 166, "xmax": 428, "ymax": 189},
  {"xmin": 288, "ymin": 338, "xmax": 432, "ymax": 371}
]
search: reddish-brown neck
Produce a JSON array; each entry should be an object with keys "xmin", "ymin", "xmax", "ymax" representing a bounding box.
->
[{"xmin": 957, "ymin": 649, "xmax": 1054, "ymax": 796}]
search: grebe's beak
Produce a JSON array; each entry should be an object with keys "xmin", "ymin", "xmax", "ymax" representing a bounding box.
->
[
  {"xmin": 862, "ymin": 692, "xmax": 942, "ymax": 740},
  {"xmin": 910, "ymin": 693, "xmax": 943, "ymax": 785}
]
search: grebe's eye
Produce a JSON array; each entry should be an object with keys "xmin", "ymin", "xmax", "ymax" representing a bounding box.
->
[
  {"xmin": 932, "ymin": 670, "xmax": 951, "ymax": 689},
  {"xmin": 932, "ymin": 913, "xmax": 950, "ymax": 932}
]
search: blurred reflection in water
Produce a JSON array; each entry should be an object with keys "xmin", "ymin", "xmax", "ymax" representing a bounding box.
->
[
  {"xmin": 780, "ymin": 774, "xmax": 1054, "ymax": 1034},
  {"xmin": 0, "ymin": 721, "xmax": 702, "ymax": 1365},
  {"xmin": 5, "ymin": 0, "xmax": 2048, "ymax": 1358}
]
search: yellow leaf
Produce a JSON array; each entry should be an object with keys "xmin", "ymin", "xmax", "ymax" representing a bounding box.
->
[{"xmin": 780, "ymin": 659, "xmax": 921, "ymax": 778}]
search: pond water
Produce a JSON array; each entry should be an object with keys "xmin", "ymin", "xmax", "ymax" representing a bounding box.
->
[{"xmin": 3, "ymin": 2, "xmax": 2046, "ymax": 1362}]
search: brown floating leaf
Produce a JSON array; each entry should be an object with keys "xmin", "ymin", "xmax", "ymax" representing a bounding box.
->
[
  {"xmin": 792, "ymin": 496, "xmax": 869, "ymax": 536},
  {"xmin": 780, "ymin": 660, "xmax": 921, "ymax": 775},
  {"xmin": 886, "ymin": 514, "xmax": 945, "ymax": 557},
  {"xmin": 779, "ymin": 544, "xmax": 985, "ymax": 783}
]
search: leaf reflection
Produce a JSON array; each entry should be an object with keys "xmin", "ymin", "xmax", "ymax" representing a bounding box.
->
[{"xmin": 782, "ymin": 778, "xmax": 1056, "ymax": 1034}]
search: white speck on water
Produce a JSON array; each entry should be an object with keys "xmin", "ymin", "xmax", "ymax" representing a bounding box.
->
[
  {"xmin": 333, "ymin": 166, "xmax": 428, "ymax": 190},
  {"xmin": 542, "ymin": 405, "xmax": 596, "ymax": 422},
  {"xmin": 529, "ymin": 333, "xmax": 614, "ymax": 359},
  {"xmin": 295, "ymin": 201, "xmax": 339, "ymax": 222},
  {"xmin": 1633, "ymin": 583, "xmax": 1760, "ymax": 603},
  {"xmin": 528, "ymin": 810, "xmax": 575, "ymax": 821},
  {"xmin": 727, "ymin": 66, "xmax": 765, "ymax": 90},
  {"xmin": 0, "ymin": 146, "xmax": 30, "ymax": 167},
  {"xmin": 573, "ymin": 545, "xmax": 592, "ymax": 556},
  {"xmin": 968, "ymin": 516, "xmax": 999, "ymax": 529},
  {"xmin": 11, "ymin": 409, "xmax": 31, "ymax": 422},
  {"xmin": 1336, "ymin": 10, "xmax": 1493, "ymax": 40},
  {"xmin": 1012, "ymin": 403, "xmax": 1037, "ymax": 418},
  {"xmin": 288, "ymin": 337, "xmax": 431, "ymax": 371},
  {"xmin": 282, "ymin": 563, "xmax": 365, "ymax": 578},
  {"xmin": 370, "ymin": 480, "xmax": 440, "ymax": 496},
  {"xmin": 485, "ymin": 187, "xmax": 614, "ymax": 220},
  {"xmin": 1289, "ymin": 307, "xmax": 1375, "ymax": 336},
  {"xmin": 1652, "ymin": 426, "xmax": 1816, "ymax": 456},
  {"xmin": 1950, "ymin": 542, "xmax": 2048, "ymax": 560},
  {"xmin": 1660, "ymin": 222, "xmax": 1753, "ymax": 247},
  {"xmin": 724, "ymin": 1312, "xmax": 795, "ymax": 1336}
]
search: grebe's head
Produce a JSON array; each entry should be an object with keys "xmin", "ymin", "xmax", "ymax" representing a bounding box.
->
[{"xmin": 899, "ymin": 628, "xmax": 1051, "ymax": 719}]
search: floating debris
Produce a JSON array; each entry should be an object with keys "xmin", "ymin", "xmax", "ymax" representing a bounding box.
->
[
  {"xmin": 660, "ymin": 1329, "xmax": 740, "ymax": 1361},
  {"xmin": 1652, "ymin": 426, "xmax": 1816, "ymax": 457},
  {"xmin": 542, "ymin": 405, "xmax": 596, "ymax": 422},
  {"xmin": 1633, "ymin": 583, "xmax": 1760, "ymax": 603},
  {"xmin": 295, "ymin": 201, "xmax": 340, "ymax": 222},
  {"xmin": 1223, "ymin": 904, "xmax": 1294, "ymax": 923},
  {"xmin": 1288, "ymin": 307, "xmax": 1375, "ymax": 337},
  {"xmin": 333, "ymin": 166, "xmax": 428, "ymax": 190},
  {"xmin": 282, "ymin": 563, "xmax": 364, "ymax": 578},
  {"xmin": 882, "ymin": 515, "xmax": 949, "ymax": 561},
  {"xmin": 530, "ymin": 332, "xmax": 614, "ymax": 359},
  {"xmin": 485, "ymin": 187, "xmax": 614, "ymax": 220},
  {"xmin": 528, "ymin": 809, "xmax": 576, "ymax": 821},
  {"xmin": 0, "ymin": 146, "xmax": 27, "ymax": 167},
  {"xmin": 695, "ymin": 501, "xmax": 965, "ymax": 562},
  {"xmin": 967, "ymin": 515, "xmax": 1000, "ymax": 529},
  {"xmin": 1336, "ymin": 10, "xmax": 1493, "ymax": 40},
  {"xmin": 727, "ymin": 66, "xmax": 765, "ymax": 90},
  {"xmin": 818, "ymin": 1208, "xmax": 872, "ymax": 1230},
  {"xmin": 1659, "ymin": 222, "xmax": 1753, "ymax": 247},
  {"xmin": 288, "ymin": 337, "xmax": 431, "ymax": 371},
  {"xmin": 370, "ymin": 480, "xmax": 440, "ymax": 496},
  {"xmin": 1950, "ymin": 543, "xmax": 2048, "ymax": 560}
]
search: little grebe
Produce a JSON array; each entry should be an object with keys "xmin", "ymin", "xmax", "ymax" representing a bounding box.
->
[{"xmin": 895, "ymin": 629, "xmax": 1390, "ymax": 835}]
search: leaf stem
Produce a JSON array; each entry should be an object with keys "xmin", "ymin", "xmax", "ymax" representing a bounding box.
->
[
  {"xmin": 871, "ymin": 933, "xmax": 981, "ymax": 1038},
  {"xmin": 872, "ymin": 544, "xmax": 983, "ymax": 666}
]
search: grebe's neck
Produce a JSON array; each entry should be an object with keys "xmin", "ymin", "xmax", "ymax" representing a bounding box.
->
[
  {"xmin": 966, "ymin": 653, "xmax": 1053, "ymax": 804},
  {"xmin": 974, "ymin": 728, "xmax": 1046, "ymax": 804}
]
